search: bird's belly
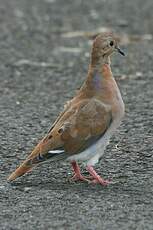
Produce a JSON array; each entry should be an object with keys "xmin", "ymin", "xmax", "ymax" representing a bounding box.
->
[{"xmin": 67, "ymin": 119, "xmax": 119, "ymax": 164}]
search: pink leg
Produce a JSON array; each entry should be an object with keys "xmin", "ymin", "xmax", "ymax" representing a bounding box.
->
[
  {"xmin": 86, "ymin": 165, "xmax": 110, "ymax": 186},
  {"xmin": 69, "ymin": 161, "xmax": 91, "ymax": 182}
]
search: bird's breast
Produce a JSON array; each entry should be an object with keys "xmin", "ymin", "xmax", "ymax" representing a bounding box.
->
[{"xmin": 112, "ymin": 87, "xmax": 125, "ymax": 122}]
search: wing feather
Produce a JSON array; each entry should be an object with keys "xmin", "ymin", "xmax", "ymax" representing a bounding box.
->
[{"xmin": 41, "ymin": 98, "xmax": 112, "ymax": 157}]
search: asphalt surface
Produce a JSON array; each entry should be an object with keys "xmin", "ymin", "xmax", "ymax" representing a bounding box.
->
[{"xmin": 0, "ymin": 0, "xmax": 153, "ymax": 229}]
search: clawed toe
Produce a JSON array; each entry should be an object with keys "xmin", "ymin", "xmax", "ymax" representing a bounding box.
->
[
  {"xmin": 68, "ymin": 174, "xmax": 91, "ymax": 183},
  {"xmin": 90, "ymin": 178, "xmax": 111, "ymax": 186},
  {"xmin": 69, "ymin": 161, "xmax": 93, "ymax": 183},
  {"xmin": 86, "ymin": 165, "xmax": 111, "ymax": 186}
]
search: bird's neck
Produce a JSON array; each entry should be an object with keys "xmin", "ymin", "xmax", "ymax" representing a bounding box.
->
[
  {"xmin": 84, "ymin": 62, "xmax": 113, "ymax": 89},
  {"xmin": 91, "ymin": 55, "xmax": 111, "ymax": 67},
  {"xmin": 85, "ymin": 54, "xmax": 112, "ymax": 83}
]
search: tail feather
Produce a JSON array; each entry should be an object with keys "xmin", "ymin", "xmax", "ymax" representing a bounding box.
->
[
  {"xmin": 7, "ymin": 147, "xmax": 66, "ymax": 182},
  {"xmin": 7, "ymin": 143, "xmax": 41, "ymax": 182},
  {"xmin": 7, "ymin": 160, "xmax": 32, "ymax": 182}
]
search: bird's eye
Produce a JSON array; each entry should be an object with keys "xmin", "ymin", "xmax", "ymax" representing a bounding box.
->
[{"xmin": 110, "ymin": 41, "xmax": 114, "ymax": 46}]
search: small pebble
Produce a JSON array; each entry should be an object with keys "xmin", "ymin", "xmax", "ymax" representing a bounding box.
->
[
  {"xmin": 24, "ymin": 187, "xmax": 31, "ymax": 192},
  {"xmin": 0, "ymin": 185, "xmax": 5, "ymax": 190}
]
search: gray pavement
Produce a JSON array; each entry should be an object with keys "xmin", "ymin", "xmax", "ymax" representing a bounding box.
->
[{"xmin": 0, "ymin": 0, "xmax": 153, "ymax": 229}]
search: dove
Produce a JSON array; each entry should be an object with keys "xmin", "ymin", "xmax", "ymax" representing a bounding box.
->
[{"xmin": 8, "ymin": 33, "xmax": 125, "ymax": 185}]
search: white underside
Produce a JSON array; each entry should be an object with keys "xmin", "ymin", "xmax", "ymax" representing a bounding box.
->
[{"xmin": 67, "ymin": 118, "xmax": 121, "ymax": 166}]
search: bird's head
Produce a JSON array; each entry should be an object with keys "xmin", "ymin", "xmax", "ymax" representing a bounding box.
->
[{"xmin": 91, "ymin": 33, "xmax": 125, "ymax": 67}]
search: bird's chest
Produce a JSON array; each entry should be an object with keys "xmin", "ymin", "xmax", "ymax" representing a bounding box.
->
[
  {"xmin": 111, "ymin": 86, "xmax": 125, "ymax": 124},
  {"xmin": 91, "ymin": 70, "xmax": 124, "ymax": 123},
  {"xmin": 100, "ymin": 77, "xmax": 124, "ymax": 120}
]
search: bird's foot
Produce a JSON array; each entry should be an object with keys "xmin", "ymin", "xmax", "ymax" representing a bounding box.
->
[
  {"xmin": 86, "ymin": 165, "xmax": 111, "ymax": 186},
  {"xmin": 68, "ymin": 173, "xmax": 91, "ymax": 183},
  {"xmin": 69, "ymin": 161, "xmax": 92, "ymax": 183},
  {"xmin": 69, "ymin": 161, "xmax": 110, "ymax": 185},
  {"xmin": 91, "ymin": 178, "xmax": 111, "ymax": 186}
]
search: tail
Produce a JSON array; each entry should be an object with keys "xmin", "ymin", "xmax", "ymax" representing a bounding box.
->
[
  {"xmin": 7, "ymin": 159, "xmax": 33, "ymax": 182},
  {"xmin": 7, "ymin": 144, "xmax": 66, "ymax": 182},
  {"xmin": 7, "ymin": 143, "xmax": 41, "ymax": 182}
]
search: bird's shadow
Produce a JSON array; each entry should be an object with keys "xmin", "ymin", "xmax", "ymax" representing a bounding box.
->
[{"xmin": 7, "ymin": 174, "xmax": 127, "ymax": 194}]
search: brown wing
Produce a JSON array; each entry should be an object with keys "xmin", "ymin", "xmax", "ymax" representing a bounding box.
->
[
  {"xmin": 61, "ymin": 98, "xmax": 112, "ymax": 154},
  {"xmin": 47, "ymin": 99, "xmax": 73, "ymax": 133},
  {"xmin": 40, "ymin": 98, "xmax": 112, "ymax": 156}
]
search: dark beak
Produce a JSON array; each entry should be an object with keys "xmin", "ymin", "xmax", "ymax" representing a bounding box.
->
[{"xmin": 116, "ymin": 47, "xmax": 125, "ymax": 56}]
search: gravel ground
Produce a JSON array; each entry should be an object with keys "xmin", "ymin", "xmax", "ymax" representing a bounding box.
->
[{"xmin": 0, "ymin": 0, "xmax": 153, "ymax": 229}]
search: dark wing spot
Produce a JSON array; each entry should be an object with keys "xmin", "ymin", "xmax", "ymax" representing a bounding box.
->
[
  {"xmin": 42, "ymin": 134, "xmax": 52, "ymax": 143},
  {"xmin": 58, "ymin": 128, "xmax": 63, "ymax": 134},
  {"xmin": 48, "ymin": 125, "xmax": 54, "ymax": 133},
  {"xmin": 48, "ymin": 134, "xmax": 52, "ymax": 139}
]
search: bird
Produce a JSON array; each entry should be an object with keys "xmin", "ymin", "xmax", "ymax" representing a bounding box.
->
[{"xmin": 7, "ymin": 33, "xmax": 125, "ymax": 185}]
